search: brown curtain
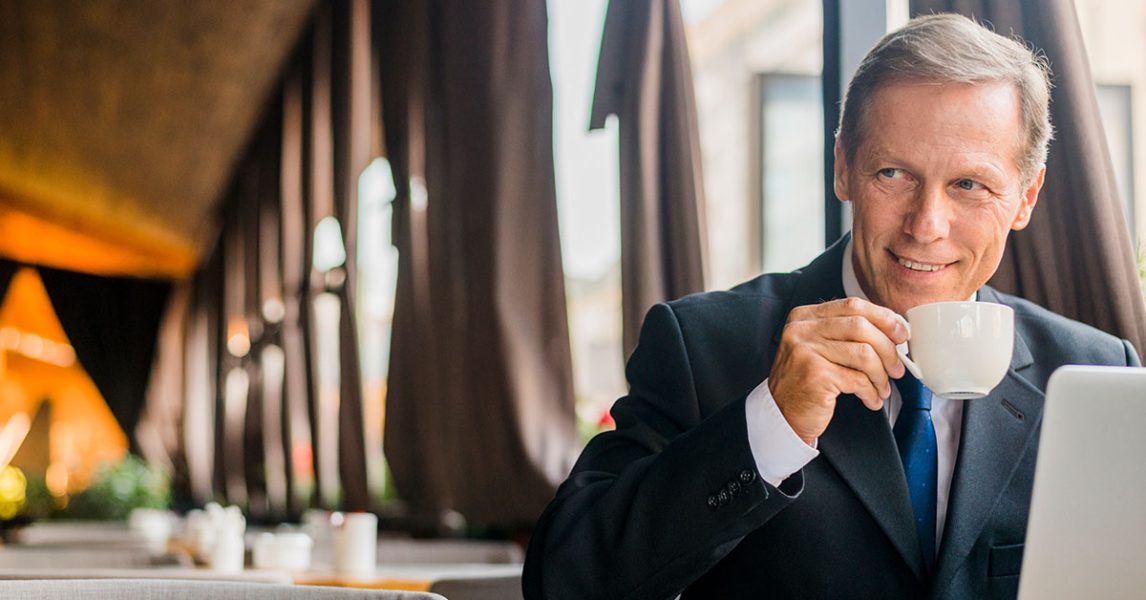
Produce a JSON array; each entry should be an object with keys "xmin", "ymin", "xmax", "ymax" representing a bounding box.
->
[
  {"xmin": 374, "ymin": 0, "xmax": 444, "ymax": 518},
  {"xmin": 279, "ymin": 55, "xmax": 320, "ymax": 516},
  {"xmin": 38, "ymin": 267, "xmax": 171, "ymax": 454},
  {"xmin": 329, "ymin": 0, "xmax": 374, "ymax": 512},
  {"xmin": 910, "ymin": 0, "xmax": 1146, "ymax": 353},
  {"xmin": 137, "ymin": 278, "xmax": 190, "ymax": 496},
  {"xmin": 254, "ymin": 100, "xmax": 291, "ymax": 522},
  {"xmin": 273, "ymin": 0, "xmax": 373, "ymax": 513},
  {"xmin": 590, "ymin": 0, "xmax": 708, "ymax": 356},
  {"xmin": 150, "ymin": 2, "xmax": 383, "ymax": 515},
  {"xmin": 138, "ymin": 277, "xmax": 197, "ymax": 509},
  {"xmin": 185, "ymin": 250, "xmax": 222, "ymax": 506},
  {"xmin": 378, "ymin": 0, "xmax": 580, "ymax": 529},
  {"xmin": 218, "ymin": 197, "xmax": 252, "ymax": 508}
]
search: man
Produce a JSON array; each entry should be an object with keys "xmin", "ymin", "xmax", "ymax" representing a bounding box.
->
[{"xmin": 523, "ymin": 13, "xmax": 1140, "ymax": 600}]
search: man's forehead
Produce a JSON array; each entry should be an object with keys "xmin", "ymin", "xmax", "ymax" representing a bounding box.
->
[
  {"xmin": 859, "ymin": 82, "xmax": 1024, "ymax": 148},
  {"xmin": 856, "ymin": 82, "xmax": 1022, "ymax": 147}
]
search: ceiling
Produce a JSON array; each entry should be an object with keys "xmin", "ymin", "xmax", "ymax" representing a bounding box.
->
[{"xmin": 0, "ymin": 0, "xmax": 315, "ymax": 277}]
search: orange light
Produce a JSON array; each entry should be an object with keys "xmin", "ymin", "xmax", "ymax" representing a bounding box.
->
[
  {"xmin": 226, "ymin": 317, "xmax": 251, "ymax": 357},
  {"xmin": 45, "ymin": 462, "xmax": 68, "ymax": 496}
]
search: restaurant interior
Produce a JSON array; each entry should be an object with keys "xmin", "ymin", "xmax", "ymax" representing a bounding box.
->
[{"xmin": 0, "ymin": 0, "xmax": 1143, "ymax": 598}]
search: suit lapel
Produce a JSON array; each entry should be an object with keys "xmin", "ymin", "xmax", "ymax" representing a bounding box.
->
[
  {"xmin": 771, "ymin": 234, "xmax": 926, "ymax": 578},
  {"xmin": 931, "ymin": 287, "xmax": 1043, "ymax": 595},
  {"xmin": 819, "ymin": 396, "xmax": 927, "ymax": 579}
]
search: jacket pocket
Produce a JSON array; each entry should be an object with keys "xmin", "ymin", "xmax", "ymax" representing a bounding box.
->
[{"xmin": 988, "ymin": 542, "xmax": 1024, "ymax": 578}]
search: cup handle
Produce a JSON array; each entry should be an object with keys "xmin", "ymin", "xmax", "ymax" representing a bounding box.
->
[{"xmin": 893, "ymin": 314, "xmax": 925, "ymax": 381}]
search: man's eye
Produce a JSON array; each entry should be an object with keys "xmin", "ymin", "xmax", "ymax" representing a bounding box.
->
[
  {"xmin": 956, "ymin": 179, "xmax": 982, "ymax": 191},
  {"xmin": 878, "ymin": 168, "xmax": 900, "ymax": 178}
]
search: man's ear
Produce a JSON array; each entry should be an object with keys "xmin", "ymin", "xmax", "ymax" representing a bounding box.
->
[
  {"xmin": 1011, "ymin": 165, "xmax": 1045, "ymax": 231},
  {"xmin": 833, "ymin": 138, "xmax": 850, "ymax": 202}
]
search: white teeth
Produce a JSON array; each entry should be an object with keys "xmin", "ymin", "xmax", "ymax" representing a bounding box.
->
[{"xmin": 897, "ymin": 257, "xmax": 945, "ymax": 272}]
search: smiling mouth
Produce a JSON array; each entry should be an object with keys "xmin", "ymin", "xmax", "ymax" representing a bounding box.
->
[{"xmin": 895, "ymin": 255, "xmax": 951, "ymax": 273}]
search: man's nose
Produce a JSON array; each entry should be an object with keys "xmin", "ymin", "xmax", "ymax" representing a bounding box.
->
[{"xmin": 904, "ymin": 184, "xmax": 952, "ymax": 243}]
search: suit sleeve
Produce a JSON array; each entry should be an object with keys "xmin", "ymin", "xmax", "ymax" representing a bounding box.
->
[{"xmin": 523, "ymin": 303, "xmax": 803, "ymax": 600}]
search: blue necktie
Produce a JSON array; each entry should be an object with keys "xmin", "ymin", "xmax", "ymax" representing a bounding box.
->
[{"xmin": 894, "ymin": 372, "xmax": 937, "ymax": 570}]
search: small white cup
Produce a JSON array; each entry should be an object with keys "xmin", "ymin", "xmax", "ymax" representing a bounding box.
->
[
  {"xmin": 894, "ymin": 301, "xmax": 1014, "ymax": 399},
  {"xmin": 128, "ymin": 508, "xmax": 173, "ymax": 552},
  {"xmin": 253, "ymin": 531, "xmax": 314, "ymax": 571},
  {"xmin": 333, "ymin": 512, "xmax": 377, "ymax": 580}
]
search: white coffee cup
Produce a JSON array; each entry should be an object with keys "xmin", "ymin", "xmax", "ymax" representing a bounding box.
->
[
  {"xmin": 894, "ymin": 301, "xmax": 1014, "ymax": 399},
  {"xmin": 333, "ymin": 512, "xmax": 377, "ymax": 580}
]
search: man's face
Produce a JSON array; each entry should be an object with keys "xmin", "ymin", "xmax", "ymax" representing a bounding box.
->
[{"xmin": 835, "ymin": 80, "xmax": 1045, "ymax": 316}]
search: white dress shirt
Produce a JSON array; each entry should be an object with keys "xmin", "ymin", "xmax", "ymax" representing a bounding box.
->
[{"xmin": 745, "ymin": 239, "xmax": 966, "ymax": 546}]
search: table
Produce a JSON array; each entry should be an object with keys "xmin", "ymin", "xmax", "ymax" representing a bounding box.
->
[{"xmin": 294, "ymin": 563, "xmax": 523, "ymax": 599}]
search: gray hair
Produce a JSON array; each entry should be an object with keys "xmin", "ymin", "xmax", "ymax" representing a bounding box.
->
[{"xmin": 837, "ymin": 13, "xmax": 1053, "ymax": 186}]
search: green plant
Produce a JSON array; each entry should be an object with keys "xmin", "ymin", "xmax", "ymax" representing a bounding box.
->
[{"xmin": 62, "ymin": 455, "xmax": 170, "ymax": 520}]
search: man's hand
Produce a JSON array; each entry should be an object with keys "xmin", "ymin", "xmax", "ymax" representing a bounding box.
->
[{"xmin": 768, "ymin": 297, "xmax": 909, "ymax": 445}]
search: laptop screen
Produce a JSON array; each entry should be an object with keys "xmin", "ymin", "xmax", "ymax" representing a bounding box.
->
[{"xmin": 1018, "ymin": 365, "xmax": 1146, "ymax": 599}]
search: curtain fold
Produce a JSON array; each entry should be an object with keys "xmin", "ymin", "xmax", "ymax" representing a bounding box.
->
[
  {"xmin": 379, "ymin": 0, "xmax": 579, "ymax": 528},
  {"xmin": 329, "ymin": 0, "xmax": 373, "ymax": 512},
  {"xmin": 185, "ymin": 250, "xmax": 222, "ymax": 505},
  {"xmin": 590, "ymin": 0, "xmax": 708, "ymax": 356},
  {"xmin": 138, "ymin": 277, "xmax": 191, "ymax": 505},
  {"xmin": 910, "ymin": 0, "xmax": 1146, "ymax": 353},
  {"xmin": 279, "ymin": 51, "xmax": 319, "ymax": 515},
  {"xmin": 254, "ymin": 98, "xmax": 291, "ymax": 522},
  {"xmin": 38, "ymin": 267, "xmax": 171, "ymax": 453},
  {"xmin": 375, "ymin": 0, "xmax": 446, "ymax": 515}
]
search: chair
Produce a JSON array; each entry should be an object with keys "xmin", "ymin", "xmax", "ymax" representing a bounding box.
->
[
  {"xmin": 430, "ymin": 573, "xmax": 523, "ymax": 600},
  {"xmin": 0, "ymin": 579, "xmax": 447, "ymax": 599}
]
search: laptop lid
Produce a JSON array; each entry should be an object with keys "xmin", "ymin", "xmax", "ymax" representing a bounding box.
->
[{"xmin": 1017, "ymin": 365, "xmax": 1146, "ymax": 599}]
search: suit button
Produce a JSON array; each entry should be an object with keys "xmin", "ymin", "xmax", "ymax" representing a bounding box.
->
[
  {"xmin": 706, "ymin": 495, "xmax": 719, "ymax": 510},
  {"xmin": 739, "ymin": 469, "xmax": 757, "ymax": 485},
  {"xmin": 727, "ymin": 481, "xmax": 742, "ymax": 496},
  {"xmin": 717, "ymin": 489, "xmax": 731, "ymax": 505}
]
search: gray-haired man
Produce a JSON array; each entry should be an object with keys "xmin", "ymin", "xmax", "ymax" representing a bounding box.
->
[{"xmin": 524, "ymin": 14, "xmax": 1139, "ymax": 600}]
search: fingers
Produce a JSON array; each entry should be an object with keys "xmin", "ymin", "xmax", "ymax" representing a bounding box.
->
[
  {"xmin": 784, "ymin": 314, "xmax": 906, "ymax": 379},
  {"xmin": 814, "ymin": 340, "xmax": 894, "ymax": 401},
  {"xmin": 788, "ymin": 297, "xmax": 909, "ymax": 345},
  {"xmin": 771, "ymin": 298, "xmax": 912, "ymax": 438},
  {"xmin": 828, "ymin": 362, "xmax": 885, "ymax": 412}
]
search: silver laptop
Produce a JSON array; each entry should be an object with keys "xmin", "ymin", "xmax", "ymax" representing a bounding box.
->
[{"xmin": 1018, "ymin": 365, "xmax": 1146, "ymax": 599}]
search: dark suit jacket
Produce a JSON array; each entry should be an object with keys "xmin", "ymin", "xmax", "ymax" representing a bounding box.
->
[{"xmin": 523, "ymin": 236, "xmax": 1141, "ymax": 600}]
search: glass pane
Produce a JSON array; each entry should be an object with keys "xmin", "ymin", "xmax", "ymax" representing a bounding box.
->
[
  {"xmin": 1095, "ymin": 84, "xmax": 1135, "ymax": 232},
  {"xmin": 760, "ymin": 74, "xmax": 824, "ymax": 273},
  {"xmin": 1076, "ymin": 0, "xmax": 1144, "ymax": 244},
  {"xmin": 549, "ymin": 0, "xmax": 625, "ymax": 441},
  {"xmin": 685, "ymin": 0, "xmax": 824, "ymax": 288}
]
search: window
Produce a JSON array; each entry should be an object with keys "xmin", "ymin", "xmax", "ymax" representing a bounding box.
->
[
  {"xmin": 549, "ymin": 0, "xmax": 626, "ymax": 439},
  {"xmin": 757, "ymin": 74, "xmax": 824, "ymax": 273},
  {"xmin": 685, "ymin": 0, "xmax": 824, "ymax": 288},
  {"xmin": 1096, "ymin": 83, "xmax": 1135, "ymax": 234},
  {"xmin": 1076, "ymin": 0, "xmax": 1146, "ymax": 244}
]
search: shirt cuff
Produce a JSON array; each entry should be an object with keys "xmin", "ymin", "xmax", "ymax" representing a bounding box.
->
[{"xmin": 744, "ymin": 378, "xmax": 820, "ymax": 487}]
